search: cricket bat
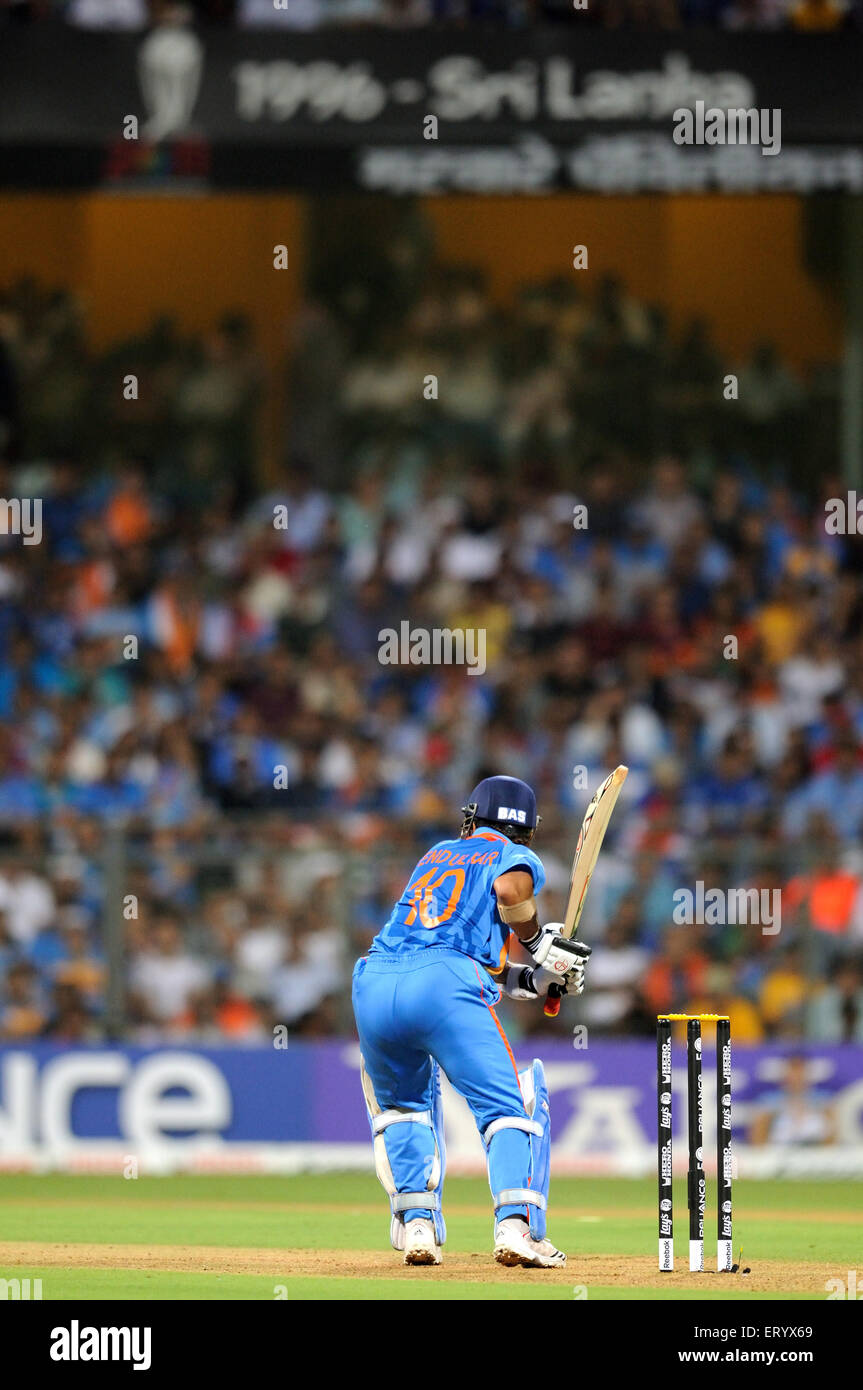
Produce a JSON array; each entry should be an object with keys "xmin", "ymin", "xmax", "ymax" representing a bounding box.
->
[{"xmin": 543, "ymin": 764, "xmax": 629, "ymax": 1018}]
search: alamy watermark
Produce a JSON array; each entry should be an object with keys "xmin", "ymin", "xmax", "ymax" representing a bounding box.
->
[
  {"xmin": 50, "ymin": 1322, "xmax": 151, "ymax": 1370},
  {"xmin": 673, "ymin": 882, "xmax": 781, "ymax": 936},
  {"xmin": 0, "ymin": 498, "xmax": 42, "ymax": 545},
  {"xmin": 0, "ymin": 1276, "xmax": 42, "ymax": 1299},
  {"xmin": 673, "ymin": 102, "xmax": 781, "ymax": 157},
  {"xmin": 825, "ymin": 492, "xmax": 863, "ymax": 534},
  {"xmin": 378, "ymin": 622, "xmax": 486, "ymax": 676},
  {"xmin": 825, "ymin": 1270, "xmax": 862, "ymax": 1299}
]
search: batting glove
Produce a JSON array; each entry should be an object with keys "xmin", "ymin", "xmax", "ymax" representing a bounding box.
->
[
  {"xmin": 500, "ymin": 964, "xmax": 542, "ymax": 1000},
  {"xmin": 524, "ymin": 924, "xmax": 592, "ymax": 982}
]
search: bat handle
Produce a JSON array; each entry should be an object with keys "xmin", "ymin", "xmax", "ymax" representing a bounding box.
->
[{"xmin": 543, "ymin": 983, "xmax": 563, "ymax": 1018}]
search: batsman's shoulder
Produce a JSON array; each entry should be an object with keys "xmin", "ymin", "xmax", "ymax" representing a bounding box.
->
[{"xmin": 500, "ymin": 840, "xmax": 546, "ymax": 893}]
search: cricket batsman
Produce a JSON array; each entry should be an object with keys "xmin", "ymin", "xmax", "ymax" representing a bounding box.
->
[{"xmin": 352, "ymin": 775, "xmax": 591, "ymax": 1268}]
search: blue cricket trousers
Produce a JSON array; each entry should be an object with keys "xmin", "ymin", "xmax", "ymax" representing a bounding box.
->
[{"xmin": 352, "ymin": 946, "xmax": 532, "ymax": 1224}]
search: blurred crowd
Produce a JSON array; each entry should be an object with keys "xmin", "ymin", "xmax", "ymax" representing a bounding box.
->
[
  {"xmin": 0, "ymin": 241, "xmax": 862, "ymax": 1048},
  {"xmin": 2, "ymin": 0, "xmax": 862, "ymax": 33}
]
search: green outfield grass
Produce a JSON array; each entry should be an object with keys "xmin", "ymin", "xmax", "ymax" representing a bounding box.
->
[{"xmin": 0, "ymin": 1173, "xmax": 859, "ymax": 1301}]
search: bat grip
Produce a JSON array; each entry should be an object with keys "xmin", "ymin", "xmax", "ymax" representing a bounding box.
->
[{"xmin": 543, "ymin": 983, "xmax": 563, "ymax": 1018}]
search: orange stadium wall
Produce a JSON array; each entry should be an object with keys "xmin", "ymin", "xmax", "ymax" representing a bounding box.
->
[
  {"xmin": 0, "ymin": 194, "xmax": 307, "ymax": 475},
  {"xmin": 0, "ymin": 193, "xmax": 842, "ymax": 374},
  {"xmin": 422, "ymin": 196, "xmax": 843, "ymax": 371},
  {"xmin": 0, "ymin": 194, "xmax": 305, "ymax": 358}
]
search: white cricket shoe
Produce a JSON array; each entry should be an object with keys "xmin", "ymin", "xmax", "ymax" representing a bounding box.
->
[
  {"xmin": 494, "ymin": 1216, "xmax": 566, "ymax": 1269},
  {"xmin": 404, "ymin": 1217, "xmax": 442, "ymax": 1266}
]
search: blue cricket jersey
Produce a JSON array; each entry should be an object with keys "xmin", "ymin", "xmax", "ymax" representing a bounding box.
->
[{"xmin": 370, "ymin": 830, "xmax": 546, "ymax": 974}]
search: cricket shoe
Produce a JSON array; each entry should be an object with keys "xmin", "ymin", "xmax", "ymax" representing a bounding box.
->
[
  {"xmin": 494, "ymin": 1217, "xmax": 566, "ymax": 1269},
  {"xmin": 403, "ymin": 1218, "xmax": 442, "ymax": 1266}
]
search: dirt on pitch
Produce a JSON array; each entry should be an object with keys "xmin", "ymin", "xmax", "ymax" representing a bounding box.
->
[{"xmin": 0, "ymin": 1241, "xmax": 833, "ymax": 1292}]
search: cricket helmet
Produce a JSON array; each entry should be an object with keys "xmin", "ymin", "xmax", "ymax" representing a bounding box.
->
[{"xmin": 460, "ymin": 775, "xmax": 541, "ymax": 843}]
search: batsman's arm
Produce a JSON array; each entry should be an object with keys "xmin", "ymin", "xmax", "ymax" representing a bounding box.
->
[
  {"xmin": 493, "ymin": 869, "xmax": 539, "ymax": 941},
  {"xmin": 494, "ymin": 872, "xmax": 591, "ymax": 990},
  {"xmin": 494, "ymin": 872, "xmax": 546, "ymax": 1003}
]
